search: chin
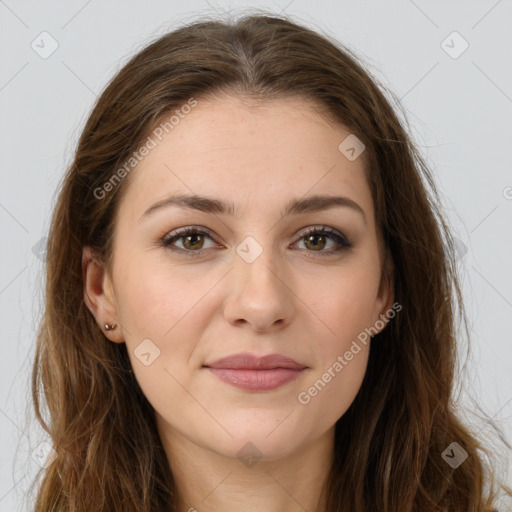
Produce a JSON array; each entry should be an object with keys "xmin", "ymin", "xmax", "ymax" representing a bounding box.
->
[
  {"xmin": 208, "ymin": 434, "xmax": 301, "ymax": 463},
  {"xmin": 196, "ymin": 418, "xmax": 312, "ymax": 462}
]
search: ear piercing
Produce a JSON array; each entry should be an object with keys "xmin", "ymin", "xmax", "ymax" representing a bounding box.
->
[{"xmin": 104, "ymin": 323, "xmax": 117, "ymax": 331}]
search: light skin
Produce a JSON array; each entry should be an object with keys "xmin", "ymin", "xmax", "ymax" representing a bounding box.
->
[{"xmin": 83, "ymin": 93, "xmax": 394, "ymax": 512}]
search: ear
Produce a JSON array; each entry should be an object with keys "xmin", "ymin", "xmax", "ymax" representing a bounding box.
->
[
  {"xmin": 82, "ymin": 246, "xmax": 124, "ymax": 344},
  {"xmin": 372, "ymin": 250, "xmax": 396, "ymax": 335}
]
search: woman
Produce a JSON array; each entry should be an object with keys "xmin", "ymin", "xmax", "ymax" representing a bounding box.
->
[{"xmin": 30, "ymin": 11, "xmax": 510, "ymax": 511}]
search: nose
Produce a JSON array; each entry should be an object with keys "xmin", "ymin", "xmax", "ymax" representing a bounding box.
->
[{"xmin": 222, "ymin": 244, "xmax": 296, "ymax": 333}]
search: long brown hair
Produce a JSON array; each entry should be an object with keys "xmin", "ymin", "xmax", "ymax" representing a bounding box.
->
[{"xmin": 30, "ymin": 10, "xmax": 511, "ymax": 511}]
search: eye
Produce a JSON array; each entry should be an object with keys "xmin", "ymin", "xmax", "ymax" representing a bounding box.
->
[
  {"xmin": 161, "ymin": 226, "xmax": 218, "ymax": 256},
  {"xmin": 160, "ymin": 225, "xmax": 353, "ymax": 258},
  {"xmin": 292, "ymin": 226, "xmax": 353, "ymax": 257}
]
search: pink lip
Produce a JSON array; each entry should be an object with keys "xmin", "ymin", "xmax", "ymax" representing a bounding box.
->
[{"xmin": 204, "ymin": 353, "xmax": 307, "ymax": 391}]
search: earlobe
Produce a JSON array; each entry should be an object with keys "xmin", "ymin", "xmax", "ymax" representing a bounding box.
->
[{"xmin": 82, "ymin": 246, "xmax": 124, "ymax": 343}]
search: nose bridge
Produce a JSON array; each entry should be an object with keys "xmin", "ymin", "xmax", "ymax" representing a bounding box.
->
[
  {"xmin": 223, "ymin": 232, "xmax": 295, "ymax": 330},
  {"xmin": 234, "ymin": 233, "xmax": 283, "ymax": 291}
]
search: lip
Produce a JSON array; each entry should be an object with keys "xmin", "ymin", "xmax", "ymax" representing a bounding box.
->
[{"xmin": 203, "ymin": 353, "xmax": 307, "ymax": 391}]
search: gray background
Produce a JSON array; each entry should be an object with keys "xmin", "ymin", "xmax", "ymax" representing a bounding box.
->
[{"xmin": 1, "ymin": 0, "xmax": 511, "ymax": 509}]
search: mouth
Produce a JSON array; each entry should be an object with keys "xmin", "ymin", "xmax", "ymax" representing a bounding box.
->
[{"xmin": 203, "ymin": 353, "xmax": 307, "ymax": 392}]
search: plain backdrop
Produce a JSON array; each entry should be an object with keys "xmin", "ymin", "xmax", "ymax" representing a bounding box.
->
[{"xmin": 1, "ymin": 0, "xmax": 511, "ymax": 510}]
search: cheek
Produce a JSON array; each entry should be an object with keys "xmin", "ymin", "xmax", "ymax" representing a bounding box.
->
[
  {"xmin": 300, "ymin": 345, "xmax": 370, "ymax": 432},
  {"xmin": 113, "ymin": 252, "xmax": 215, "ymax": 399},
  {"xmin": 115, "ymin": 250, "xmax": 213, "ymax": 338},
  {"xmin": 294, "ymin": 261, "xmax": 377, "ymax": 416},
  {"xmin": 297, "ymin": 261, "xmax": 380, "ymax": 350},
  {"xmin": 294, "ymin": 306, "xmax": 370, "ymax": 439}
]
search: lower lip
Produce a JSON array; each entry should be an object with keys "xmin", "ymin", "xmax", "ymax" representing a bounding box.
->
[{"xmin": 205, "ymin": 367, "xmax": 305, "ymax": 391}]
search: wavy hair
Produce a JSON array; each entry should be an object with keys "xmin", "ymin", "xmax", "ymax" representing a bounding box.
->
[{"xmin": 30, "ymin": 11, "xmax": 511, "ymax": 511}]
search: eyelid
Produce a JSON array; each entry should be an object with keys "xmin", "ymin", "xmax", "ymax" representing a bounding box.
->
[
  {"xmin": 294, "ymin": 225, "xmax": 351, "ymax": 244},
  {"xmin": 166, "ymin": 225, "xmax": 216, "ymax": 239}
]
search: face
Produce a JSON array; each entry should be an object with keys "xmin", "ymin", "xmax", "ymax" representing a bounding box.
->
[{"xmin": 84, "ymin": 94, "xmax": 393, "ymax": 463}]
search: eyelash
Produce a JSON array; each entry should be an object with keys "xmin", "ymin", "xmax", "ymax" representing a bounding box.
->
[{"xmin": 160, "ymin": 225, "xmax": 353, "ymax": 258}]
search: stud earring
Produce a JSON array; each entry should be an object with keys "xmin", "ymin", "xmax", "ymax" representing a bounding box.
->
[{"xmin": 104, "ymin": 323, "xmax": 117, "ymax": 331}]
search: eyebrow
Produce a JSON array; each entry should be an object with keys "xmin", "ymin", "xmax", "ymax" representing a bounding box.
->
[{"xmin": 140, "ymin": 193, "xmax": 366, "ymax": 224}]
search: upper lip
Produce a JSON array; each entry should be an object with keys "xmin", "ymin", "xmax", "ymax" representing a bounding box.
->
[{"xmin": 204, "ymin": 353, "xmax": 306, "ymax": 370}]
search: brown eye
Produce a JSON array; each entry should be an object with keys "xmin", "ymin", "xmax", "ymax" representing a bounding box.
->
[
  {"xmin": 161, "ymin": 225, "xmax": 352, "ymax": 258},
  {"xmin": 303, "ymin": 233, "xmax": 328, "ymax": 251},
  {"xmin": 162, "ymin": 227, "xmax": 217, "ymax": 256},
  {"xmin": 294, "ymin": 226, "xmax": 352, "ymax": 257},
  {"xmin": 181, "ymin": 232, "xmax": 205, "ymax": 250}
]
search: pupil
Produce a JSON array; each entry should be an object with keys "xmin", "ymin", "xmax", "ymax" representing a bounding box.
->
[
  {"xmin": 307, "ymin": 234, "xmax": 325, "ymax": 250},
  {"xmin": 185, "ymin": 234, "xmax": 203, "ymax": 249}
]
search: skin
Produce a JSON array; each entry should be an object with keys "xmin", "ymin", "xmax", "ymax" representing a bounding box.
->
[{"xmin": 83, "ymin": 93, "xmax": 394, "ymax": 512}]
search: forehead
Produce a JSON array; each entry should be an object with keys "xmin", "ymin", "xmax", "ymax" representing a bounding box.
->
[{"xmin": 117, "ymin": 94, "xmax": 373, "ymax": 224}]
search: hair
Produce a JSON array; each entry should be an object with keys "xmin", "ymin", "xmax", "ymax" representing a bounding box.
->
[{"xmin": 30, "ymin": 10, "xmax": 511, "ymax": 512}]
